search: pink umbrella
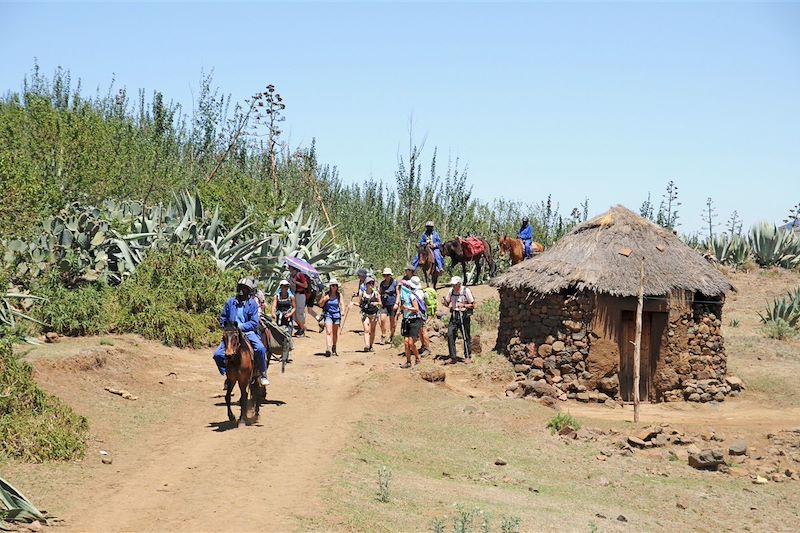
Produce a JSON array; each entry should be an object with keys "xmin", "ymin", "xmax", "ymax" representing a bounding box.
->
[{"xmin": 284, "ymin": 256, "xmax": 319, "ymax": 277}]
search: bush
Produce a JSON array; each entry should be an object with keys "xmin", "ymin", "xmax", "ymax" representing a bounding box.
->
[
  {"xmin": 546, "ymin": 412, "xmax": 581, "ymax": 434},
  {"xmin": 0, "ymin": 340, "xmax": 88, "ymax": 461},
  {"xmin": 116, "ymin": 247, "xmax": 244, "ymax": 348},
  {"xmin": 33, "ymin": 275, "xmax": 114, "ymax": 336},
  {"xmin": 762, "ymin": 319, "xmax": 798, "ymax": 341}
]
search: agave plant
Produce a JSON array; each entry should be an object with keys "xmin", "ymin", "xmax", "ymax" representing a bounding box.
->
[
  {"xmin": 705, "ymin": 234, "xmax": 751, "ymax": 270},
  {"xmin": 758, "ymin": 287, "xmax": 800, "ymax": 328},
  {"xmin": 749, "ymin": 223, "xmax": 800, "ymax": 269},
  {"xmin": 3, "ymin": 192, "xmax": 364, "ymax": 292}
]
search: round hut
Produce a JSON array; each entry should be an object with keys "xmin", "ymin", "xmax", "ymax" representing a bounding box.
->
[{"xmin": 492, "ymin": 206, "xmax": 736, "ymax": 403}]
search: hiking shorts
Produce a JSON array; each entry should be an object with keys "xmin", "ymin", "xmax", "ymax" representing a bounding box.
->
[
  {"xmin": 324, "ymin": 315, "xmax": 341, "ymax": 327},
  {"xmin": 402, "ymin": 317, "xmax": 423, "ymax": 340}
]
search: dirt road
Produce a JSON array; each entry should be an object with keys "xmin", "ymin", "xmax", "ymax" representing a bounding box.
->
[{"xmin": 23, "ymin": 304, "xmax": 414, "ymax": 532}]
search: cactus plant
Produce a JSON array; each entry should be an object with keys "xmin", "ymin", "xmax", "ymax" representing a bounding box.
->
[
  {"xmin": 705, "ymin": 234, "xmax": 751, "ymax": 270},
  {"xmin": 748, "ymin": 223, "xmax": 800, "ymax": 268},
  {"xmin": 2, "ymin": 192, "xmax": 363, "ymax": 291},
  {"xmin": 759, "ymin": 287, "xmax": 800, "ymax": 328}
]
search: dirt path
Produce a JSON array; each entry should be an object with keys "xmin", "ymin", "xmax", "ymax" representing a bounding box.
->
[
  {"xmin": 25, "ymin": 294, "xmax": 411, "ymax": 532},
  {"xmin": 65, "ymin": 335, "xmax": 381, "ymax": 532}
]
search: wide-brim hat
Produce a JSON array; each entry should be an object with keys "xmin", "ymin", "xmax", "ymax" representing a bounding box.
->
[
  {"xmin": 409, "ymin": 278, "xmax": 421, "ymax": 290},
  {"xmin": 382, "ymin": 267, "xmax": 393, "ymax": 276},
  {"xmin": 425, "ymin": 221, "xmax": 435, "ymax": 227},
  {"xmin": 328, "ymin": 278, "xmax": 339, "ymax": 287},
  {"xmin": 279, "ymin": 280, "xmax": 290, "ymax": 286},
  {"xmin": 451, "ymin": 276, "xmax": 463, "ymax": 285},
  {"xmin": 404, "ymin": 264, "xmax": 415, "ymax": 272}
]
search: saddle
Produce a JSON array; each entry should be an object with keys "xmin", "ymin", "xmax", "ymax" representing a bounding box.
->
[{"xmin": 460, "ymin": 236, "xmax": 485, "ymax": 258}]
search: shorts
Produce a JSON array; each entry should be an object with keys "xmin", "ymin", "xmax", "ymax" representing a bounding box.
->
[
  {"xmin": 294, "ymin": 293, "xmax": 306, "ymax": 322},
  {"xmin": 324, "ymin": 316, "xmax": 341, "ymax": 327},
  {"xmin": 379, "ymin": 305, "xmax": 393, "ymax": 315},
  {"xmin": 362, "ymin": 311, "xmax": 379, "ymax": 323},
  {"xmin": 402, "ymin": 317, "xmax": 423, "ymax": 340}
]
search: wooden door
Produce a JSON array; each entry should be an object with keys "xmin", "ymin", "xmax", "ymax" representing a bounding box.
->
[{"xmin": 619, "ymin": 310, "xmax": 664, "ymax": 402}]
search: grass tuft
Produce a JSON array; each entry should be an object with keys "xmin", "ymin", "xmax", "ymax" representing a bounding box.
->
[{"xmin": 546, "ymin": 412, "xmax": 581, "ymax": 434}]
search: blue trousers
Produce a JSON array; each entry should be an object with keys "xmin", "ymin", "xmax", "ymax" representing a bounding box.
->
[
  {"xmin": 412, "ymin": 249, "xmax": 444, "ymax": 272},
  {"xmin": 212, "ymin": 330, "xmax": 267, "ymax": 376},
  {"xmin": 522, "ymin": 239, "xmax": 532, "ymax": 258}
]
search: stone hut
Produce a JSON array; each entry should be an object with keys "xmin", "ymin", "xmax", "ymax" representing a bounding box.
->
[{"xmin": 492, "ymin": 206, "xmax": 736, "ymax": 403}]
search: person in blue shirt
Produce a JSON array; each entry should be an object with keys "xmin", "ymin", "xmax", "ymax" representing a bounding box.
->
[
  {"xmin": 518, "ymin": 217, "xmax": 534, "ymax": 259},
  {"xmin": 412, "ymin": 221, "xmax": 444, "ymax": 272},
  {"xmin": 212, "ymin": 278, "xmax": 269, "ymax": 387}
]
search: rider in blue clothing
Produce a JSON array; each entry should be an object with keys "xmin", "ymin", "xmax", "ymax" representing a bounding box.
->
[
  {"xmin": 411, "ymin": 221, "xmax": 444, "ymax": 272},
  {"xmin": 212, "ymin": 277, "xmax": 269, "ymax": 387},
  {"xmin": 518, "ymin": 217, "xmax": 534, "ymax": 259}
]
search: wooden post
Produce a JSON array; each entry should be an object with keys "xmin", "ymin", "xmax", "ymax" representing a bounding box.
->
[{"xmin": 633, "ymin": 256, "xmax": 645, "ymax": 423}]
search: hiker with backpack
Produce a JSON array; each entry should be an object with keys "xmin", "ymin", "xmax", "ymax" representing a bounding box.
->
[
  {"xmin": 288, "ymin": 265, "xmax": 310, "ymax": 337},
  {"xmin": 357, "ymin": 276, "xmax": 382, "ymax": 352},
  {"xmin": 399, "ymin": 278, "xmax": 423, "ymax": 368},
  {"xmin": 443, "ymin": 276, "xmax": 475, "ymax": 364},
  {"xmin": 378, "ymin": 267, "xmax": 398, "ymax": 345},
  {"xmin": 410, "ymin": 275, "xmax": 432, "ymax": 358},
  {"xmin": 319, "ymin": 278, "xmax": 343, "ymax": 357}
]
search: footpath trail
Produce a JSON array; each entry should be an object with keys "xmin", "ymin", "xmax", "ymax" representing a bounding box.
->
[{"xmin": 58, "ymin": 314, "xmax": 407, "ymax": 532}]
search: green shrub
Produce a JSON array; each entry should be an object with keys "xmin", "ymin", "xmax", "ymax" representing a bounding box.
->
[
  {"xmin": 0, "ymin": 340, "xmax": 88, "ymax": 461},
  {"xmin": 33, "ymin": 275, "xmax": 114, "ymax": 336},
  {"xmin": 546, "ymin": 412, "xmax": 581, "ymax": 434},
  {"xmin": 116, "ymin": 247, "xmax": 244, "ymax": 348},
  {"xmin": 762, "ymin": 319, "xmax": 798, "ymax": 341}
]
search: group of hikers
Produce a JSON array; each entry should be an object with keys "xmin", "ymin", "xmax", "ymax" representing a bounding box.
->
[{"xmin": 211, "ymin": 218, "xmax": 539, "ymax": 387}]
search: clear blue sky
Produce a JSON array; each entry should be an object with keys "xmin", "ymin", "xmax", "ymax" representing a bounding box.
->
[{"xmin": 2, "ymin": 2, "xmax": 799, "ymax": 234}]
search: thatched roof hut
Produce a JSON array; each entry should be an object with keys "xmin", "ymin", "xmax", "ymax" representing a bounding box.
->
[
  {"xmin": 492, "ymin": 205, "xmax": 734, "ymax": 297},
  {"xmin": 494, "ymin": 206, "xmax": 736, "ymax": 404}
]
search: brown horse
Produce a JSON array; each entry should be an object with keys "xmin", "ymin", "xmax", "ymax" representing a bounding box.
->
[
  {"xmin": 416, "ymin": 243, "xmax": 440, "ymax": 289},
  {"xmin": 440, "ymin": 237, "xmax": 496, "ymax": 286},
  {"xmin": 498, "ymin": 235, "xmax": 544, "ymax": 265},
  {"xmin": 222, "ymin": 324, "xmax": 260, "ymax": 426}
]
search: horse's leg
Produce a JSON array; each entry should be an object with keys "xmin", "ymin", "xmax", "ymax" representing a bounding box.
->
[
  {"xmin": 250, "ymin": 379, "xmax": 260, "ymax": 419},
  {"xmin": 238, "ymin": 376, "xmax": 248, "ymax": 427},
  {"xmin": 475, "ymin": 257, "xmax": 482, "ymax": 285},
  {"xmin": 225, "ymin": 377, "xmax": 235, "ymax": 422},
  {"xmin": 462, "ymin": 261, "xmax": 468, "ymax": 286},
  {"xmin": 432, "ymin": 268, "xmax": 438, "ymax": 290}
]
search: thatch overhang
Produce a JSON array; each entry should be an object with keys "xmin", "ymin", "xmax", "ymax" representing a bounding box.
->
[{"xmin": 491, "ymin": 206, "xmax": 735, "ymax": 297}]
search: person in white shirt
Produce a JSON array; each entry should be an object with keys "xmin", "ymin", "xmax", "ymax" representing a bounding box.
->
[{"xmin": 443, "ymin": 276, "xmax": 475, "ymax": 364}]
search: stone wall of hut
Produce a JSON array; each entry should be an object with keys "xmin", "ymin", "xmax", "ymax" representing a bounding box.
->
[{"xmin": 498, "ymin": 287, "xmax": 732, "ymax": 403}]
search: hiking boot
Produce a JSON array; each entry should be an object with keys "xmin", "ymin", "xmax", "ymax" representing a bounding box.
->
[
  {"xmin": 325, "ymin": 349, "xmax": 331, "ymax": 357},
  {"xmin": 259, "ymin": 372, "xmax": 269, "ymax": 386},
  {"xmin": 332, "ymin": 345, "xmax": 338, "ymax": 356}
]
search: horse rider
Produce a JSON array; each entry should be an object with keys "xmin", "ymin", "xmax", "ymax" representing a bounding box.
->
[
  {"xmin": 518, "ymin": 217, "xmax": 534, "ymax": 259},
  {"xmin": 412, "ymin": 220, "xmax": 444, "ymax": 272},
  {"xmin": 212, "ymin": 277, "xmax": 269, "ymax": 387}
]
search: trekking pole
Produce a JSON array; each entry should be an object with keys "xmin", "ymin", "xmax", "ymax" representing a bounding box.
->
[{"xmin": 457, "ymin": 309, "xmax": 470, "ymax": 361}]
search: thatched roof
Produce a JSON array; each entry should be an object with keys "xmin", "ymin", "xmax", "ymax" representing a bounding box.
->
[{"xmin": 492, "ymin": 206, "xmax": 734, "ymax": 297}]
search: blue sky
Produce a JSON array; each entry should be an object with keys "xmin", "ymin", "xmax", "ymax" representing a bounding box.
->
[{"xmin": 1, "ymin": 2, "xmax": 798, "ymax": 234}]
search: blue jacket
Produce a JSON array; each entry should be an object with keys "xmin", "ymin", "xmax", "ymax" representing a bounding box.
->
[
  {"xmin": 419, "ymin": 230, "xmax": 442, "ymax": 249},
  {"xmin": 219, "ymin": 297, "xmax": 260, "ymax": 332},
  {"xmin": 518, "ymin": 224, "xmax": 533, "ymax": 241}
]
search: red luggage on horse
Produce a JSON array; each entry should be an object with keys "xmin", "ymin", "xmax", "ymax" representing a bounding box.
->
[{"xmin": 461, "ymin": 236, "xmax": 485, "ymax": 259}]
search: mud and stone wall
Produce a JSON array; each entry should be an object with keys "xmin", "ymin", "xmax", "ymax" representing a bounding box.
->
[{"xmin": 498, "ymin": 287, "xmax": 730, "ymax": 403}]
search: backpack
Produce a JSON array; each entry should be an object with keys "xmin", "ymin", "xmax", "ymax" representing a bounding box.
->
[
  {"xmin": 423, "ymin": 287, "xmax": 438, "ymax": 316},
  {"xmin": 307, "ymin": 274, "xmax": 325, "ymax": 306},
  {"xmin": 413, "ymin": 290, "xmax": 427, "ymax": 318}
]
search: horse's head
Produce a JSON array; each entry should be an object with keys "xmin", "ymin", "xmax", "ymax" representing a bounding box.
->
[
  {"xmin": 498, "ymin": 235, "xmax": 509, "ymax": 255},
  {"xmin": 222, "ymin": 323, "xmax": 241, "ymax": 358}
]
